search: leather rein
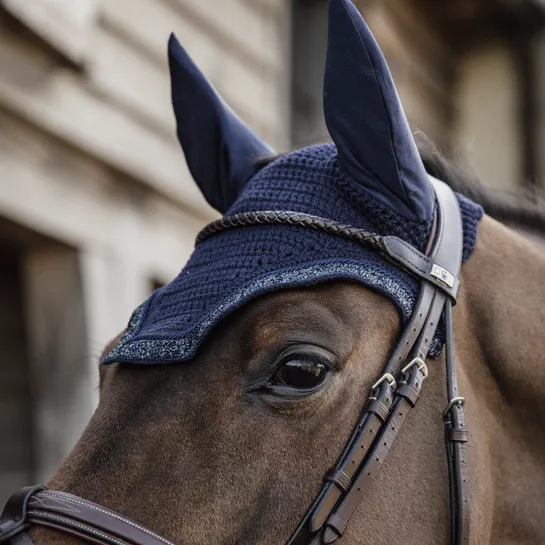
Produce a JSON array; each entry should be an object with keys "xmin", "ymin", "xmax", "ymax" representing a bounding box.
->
[{"xmin": 0, "ymin": 178, "xmax": 469, "ymax": 545}]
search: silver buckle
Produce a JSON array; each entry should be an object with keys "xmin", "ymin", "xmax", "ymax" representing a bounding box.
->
[
  {"xmin": 371, "ymin": 373, "xmax": 397, "ymax": 392},
  {"xmin": 401, "ymin": 357, "xmax": 428, "ymax": 380},
  {"xmin": 443, "ymin": 396, "xmax": 465, "ymax": 417}
]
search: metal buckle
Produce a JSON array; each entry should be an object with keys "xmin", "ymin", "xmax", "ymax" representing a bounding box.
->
[
  {"xmin": 401, "ymin": 357, "xmax": 428, "ymax": 380},
  {"xmin": 443, "ymin": 396, "xmax": 465, "ymax": 418},
  {"xmin": 371, "ymin": 373, "xmax": 397, "ymax": 392}
]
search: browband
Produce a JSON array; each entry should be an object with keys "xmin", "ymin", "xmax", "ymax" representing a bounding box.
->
[{"xmin": 196, "ymin": 178, "xmax": 461, "ymax": 301}]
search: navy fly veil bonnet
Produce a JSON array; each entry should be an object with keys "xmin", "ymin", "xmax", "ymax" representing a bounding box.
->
[{"xmin": 102, "ymin": 0, "xmax": 482, "ymax": 365}]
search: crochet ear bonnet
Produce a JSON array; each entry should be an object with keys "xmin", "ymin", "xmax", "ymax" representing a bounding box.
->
[{"xmin": 102, "ymin": 0, "xmax": 482, "ymax": 365}]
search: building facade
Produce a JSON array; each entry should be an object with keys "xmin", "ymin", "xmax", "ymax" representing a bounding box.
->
[
  {"xmin": 293, "ymin": 0, "xmax": 545, "ymax": 190},
  {"xmin": 0, "ymin": 0, "xmax": 543, "ymax": 503}
]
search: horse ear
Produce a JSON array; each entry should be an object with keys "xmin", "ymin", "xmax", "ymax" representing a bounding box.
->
[
  {"xmin": 324, "ymin": 0, "xmax": 434, "ymax": 221},
  {"xmin": 168, "ymin": 34, "xmax": 274, "ymax": 213}
]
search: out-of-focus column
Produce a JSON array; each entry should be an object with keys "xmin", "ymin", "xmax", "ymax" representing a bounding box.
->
[
  {"xmin": 22, "ymin": 246, "xmax": 95, "ymax": 484},
  {"xmin": 458, "ymin": 44, "xmax": 521, "ymax": 191}
]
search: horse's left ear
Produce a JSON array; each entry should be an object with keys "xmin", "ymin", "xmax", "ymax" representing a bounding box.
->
[
  {"xmin": 168, "ymin": 34, "xmax": 274, "ymax": 213},
  {"xmin": 324, "ymin": 0, "xmax": 434, "ymax": 221}
]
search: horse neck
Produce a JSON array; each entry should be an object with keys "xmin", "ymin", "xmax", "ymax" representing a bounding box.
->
[
  {"xmin": 459, "ymin": 214, "xmax": 545, "ymax": 424},
  {"xmin": 453, "ymin": 215, "xmax": 545, "ymax": 542}
]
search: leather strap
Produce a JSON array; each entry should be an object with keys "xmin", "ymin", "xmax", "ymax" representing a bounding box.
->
[
  {"xmin": 432, "ymin": 179, "xmax": 470, "ymax": 545},
  {"xmin": 27, "ymin": 491, "xmax": 176, "ymax": 545},
  {"xmin": 1, "ymin": 490, "xmax": 177, "ymax": 545},
  {"xmin": 380, "ymin": 177, "xmax": 464, "ymax": 303},
  {"xmin": 290, "ymin": 284, "xmax": 438, "ymax": 541},
  {"xmin": 443, "ymin": 301, "xmax": 470, "ymax": 545},
  {"xmin": 321, "ymin": 290, "xmax": 446, "ymax": 543},
  {"xmin": 0, "ymin": 486, "xmax": 46, "ymax": 544},
  {"xmin": 433, "ymin": 178, "xmax": 470, "ymax": 545},
  {"xmin": 288, "ymin": 178, "xmax": 467, "ymax": 544},
  {"xmin": 380, "ymin": 237, "xmax": 459, "ymax": 300}
]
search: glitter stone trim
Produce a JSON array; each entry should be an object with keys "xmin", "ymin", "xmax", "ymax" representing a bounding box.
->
[{"xmin": 101, "ymin": 260, "xmax": 444, "ymax": 365}]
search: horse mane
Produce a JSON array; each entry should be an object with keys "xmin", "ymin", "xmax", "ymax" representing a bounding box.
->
[
  {"xmin": 257, "ymin": 136, "xmax": 545, "ymax": 235},
  {"xmin": 414, "ymin": 133, "xmax": 545, "ymax": 235}
]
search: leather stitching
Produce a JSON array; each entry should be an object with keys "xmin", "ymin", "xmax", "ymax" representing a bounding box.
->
[
  {"xmin": 29, "ymin": 497, "xmax": 80, "ymax": 514},
  {"xmin": 36, "ymin": 493, "xmax": 175, "ymax": 545},
  {"xmin": 30, "ymin": 512, "xmax": 125, "ymax": 545}
]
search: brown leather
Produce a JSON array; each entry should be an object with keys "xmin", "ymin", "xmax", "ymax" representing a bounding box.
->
[
  {"xmin": 443, "ymin": 301, "xmax": 470, "ymax": 545},
  {"xmin": 447, "ymin": 428, "xmax": 468, "ymax": 443},
  {"xmin": 308, "ymin": 410, "xmax": 387, "ymax": 533},
  {"xmin": 324, "ymin": 471, "xmax": 352, "ymax": 494},
  {"xmin": 288, "ymin": 178, "xmax": 468, "ymax": 544},
  {"xmin": 381, "ymin": 236, "xmax": 459, "ymax": 299},
  {"xmin": 27, "ymin": 491, "xmax": 176, "ymax": 545},
  {"xmin": 0, "ymin": 486, "xmax": 46, "ymax": 543},
  {"xmin": 294, "ymin": 283, "xmax": 438, "ymax": 540},
  {"xmin": 322, "ymin": 368, "xmax": 426, "ymax": 544},
  {"xmin": 320, "ymin": 291, "xmax": 446, "ymax": 544},
  {"xmin": 364, "ymin": 398, "xmax": 389, "ymax": 423},
  {"xmin": 30, "ymin": 520, "xmax": 125, "ymax": 545},
  {"xmin": 383, "ymin": 282, "xmax": 436, "ymax": 374},
  {"xmin": 429, "ymin": 177, "xmax": 463, "ymax": 281}
]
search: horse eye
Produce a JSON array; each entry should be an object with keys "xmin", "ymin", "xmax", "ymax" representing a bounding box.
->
[{"xmin": 272, "ymin": 357, "xmax": 327, "ymax": 389}]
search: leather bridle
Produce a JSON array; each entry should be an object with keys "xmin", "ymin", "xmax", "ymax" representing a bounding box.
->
[{"xmin": 0, "ymin": 178, "xmax": 470, "ymax": 545}]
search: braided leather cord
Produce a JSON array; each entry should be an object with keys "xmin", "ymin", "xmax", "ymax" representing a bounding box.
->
[{"xmin": 196, "ymin": 211, "xmax": 384, "ymax": 252}]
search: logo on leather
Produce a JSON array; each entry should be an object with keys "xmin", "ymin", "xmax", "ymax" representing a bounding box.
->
[{"xmin": 430, "ymin": 264, "xmax": 455, "ymax": 288}]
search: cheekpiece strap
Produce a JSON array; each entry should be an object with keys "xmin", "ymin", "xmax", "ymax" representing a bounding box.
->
[{"xmin": 287, "ymin": 177, "xmax": 468, "ymax": 545}]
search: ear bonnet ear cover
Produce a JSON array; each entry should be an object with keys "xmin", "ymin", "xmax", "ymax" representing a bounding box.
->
[
  {"xmin": 102, "ymin": 2, "xmax": 483, "ymax": 366},
  {"xmin": 324, "ymin": 0, "xmax": 433, "ymax": 221},
  {"xmin": 169, "ymin": 34, "xmax": 273, "ymax": 213}
]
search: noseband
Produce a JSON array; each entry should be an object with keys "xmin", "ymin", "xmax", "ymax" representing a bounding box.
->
[{"xmin": 0, "ymin": 178, "xmax": 469, "ymax": 545}]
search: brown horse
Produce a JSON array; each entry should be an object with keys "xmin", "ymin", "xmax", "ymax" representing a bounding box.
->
[
  {"xmin": 26, "ymin": 143, "xmax": 545, "ymax": 545},
  {"xmin": 12, "ymin": 0, "xmax": 545, "ymax": 543}
]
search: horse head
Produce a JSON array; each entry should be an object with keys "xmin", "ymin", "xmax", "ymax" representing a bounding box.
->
[{"xmin": 7, "ymin": 1, "xmax": 544, "ymax": 544}]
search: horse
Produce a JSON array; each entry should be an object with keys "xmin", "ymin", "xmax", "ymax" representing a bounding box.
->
[{"xmin": 3, "ymin": 1, "xmax": 544, "ymax": 544}]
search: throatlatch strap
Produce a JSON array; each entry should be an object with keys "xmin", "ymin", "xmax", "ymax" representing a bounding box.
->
[
  {"xmin": 444, "ymin": 301, "xmax": 470, "ymax": 545},
  {"xmin": 434, "ymin": 179, "xmax": 470, "ymax": 545}
]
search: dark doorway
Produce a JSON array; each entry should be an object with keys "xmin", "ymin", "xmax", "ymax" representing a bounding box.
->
[{"xmin": 0, "ymin": 241, "xmax": 32, "ymax": 504}]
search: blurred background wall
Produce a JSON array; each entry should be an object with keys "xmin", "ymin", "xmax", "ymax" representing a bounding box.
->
[{"xmin": 0, "ymin": 0, "xmax": 544, "ymax": 503}]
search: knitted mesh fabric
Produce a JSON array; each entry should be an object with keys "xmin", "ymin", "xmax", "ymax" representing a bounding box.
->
[{"xmin": 102, "ymin": 144, "xmax": 483, "ymax": 365}]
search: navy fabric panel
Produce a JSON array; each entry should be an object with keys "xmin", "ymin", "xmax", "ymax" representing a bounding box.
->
[
  {"xmin": 324, "ymin": 0, "xmax": 434, "ymax": 221},
  {"xmin": 168, "ymin": 34, "xmax": 273, "ymax": 213},
  {"xmin": 102, "ymin": 145, "xmax": 483, "ymax": 365}
]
